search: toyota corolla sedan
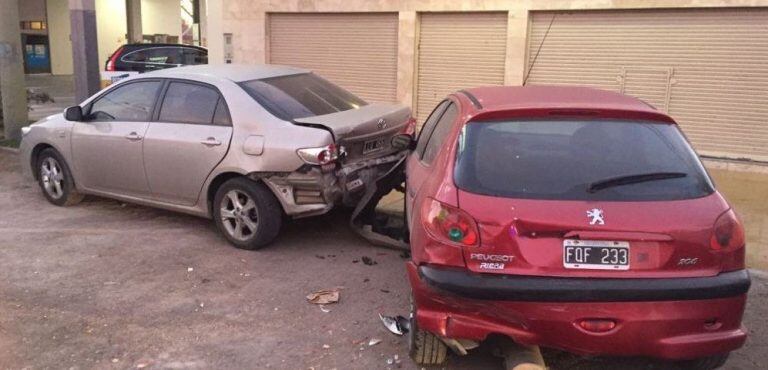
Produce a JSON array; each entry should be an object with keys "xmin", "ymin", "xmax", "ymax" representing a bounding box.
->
[
  {"xmin": 404, "ymin": 86, "xmax": 750, "ymax": 369},
  {"xmin": 20, "ymin": 64, "xmax": 414, "ymax": 249}
]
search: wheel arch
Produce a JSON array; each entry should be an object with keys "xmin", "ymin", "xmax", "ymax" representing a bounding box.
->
[
  {"xmin": 206, "ymin": 171, "xmax": 246, "ymax": 217},
  {"xmin": 30, "ymin": 143, "xmax": 57, "ymax": 180}
]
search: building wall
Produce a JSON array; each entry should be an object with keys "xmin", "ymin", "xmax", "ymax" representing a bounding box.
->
[
  {"xmin": 18, "ymin": 0, "xmax": 48, "ymax": 36},
  {"xmin": 217, "ymin": 0, "xmax": 768, "ymax": 107},
  {"xmin": 46, "ymin": 0, "xmax": 72, "ymax": 75},
  {"xmin": 142, "ymin": 0, "xmax": 182, "ymax": 41},
  {"xmin": 95, "ymin": 0, "xmax": 128, "ymax": 70}
]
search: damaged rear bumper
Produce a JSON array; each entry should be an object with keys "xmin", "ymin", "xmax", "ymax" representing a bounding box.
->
[{"xmin": 258, "ymin": 151, "xmax": 407, "ymax": 219}]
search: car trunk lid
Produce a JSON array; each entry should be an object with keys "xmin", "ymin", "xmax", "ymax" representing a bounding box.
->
[
  {"xmin": 457, "ymin": 190, "xmax": 730, "ymax": 278},
  {"xmin": 293, "ymin": 103, "xmax": 412, "ymax": 162}
]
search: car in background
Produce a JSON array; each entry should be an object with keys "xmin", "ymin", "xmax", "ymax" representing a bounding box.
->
[
  {"xmin": 404, "ymin": 86, "xmax": 750, "ymax": 369},
  {"xmin": 105, "ymin": 43, "xmax": 208, "ymax": 73},
  {"xmin": 20, "ymin": 64, "xmax": 415, "ymax": 249}
]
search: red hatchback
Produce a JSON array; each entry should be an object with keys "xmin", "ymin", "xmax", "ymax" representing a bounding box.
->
[{"xmin": 404, "ymin": 86, "xmax": 750, "ymax": 368}]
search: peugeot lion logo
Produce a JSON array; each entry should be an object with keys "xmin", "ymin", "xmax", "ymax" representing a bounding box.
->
[
  {"xmin": 377, "ymin": 118, "xmax": 387, "ymax": 129},
  {"xmin": 587, "ymin": 208, "xmax": 605, "ymax": 225}
]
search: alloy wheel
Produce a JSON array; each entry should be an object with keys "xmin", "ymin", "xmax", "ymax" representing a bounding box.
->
[
  {"xmin": 220, "ymin": 189, "xmax": 259, "ymax": 241},
  {"xmin": 40, "ymin": 157, "xmax": 65, "ymax": 199}
]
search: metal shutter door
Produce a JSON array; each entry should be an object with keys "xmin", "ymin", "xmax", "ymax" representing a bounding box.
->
[
  {"xmin": 527, "ymin": 9, "xmax": 768, "ymax": 161},
  {"xmin": 268, "ymin": 13, "xmax": 398, "ymax": 103},
  {"xmin": 416, "ymin": 12, "xmax": 508, "ymax": 124}
]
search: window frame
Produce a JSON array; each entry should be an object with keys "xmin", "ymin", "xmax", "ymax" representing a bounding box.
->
[
  {"xmin": 415, "ymin": 100, "xmax": 450, "ymax": 161},
  {"xmin": 421, "ymin": 102, "xmax": 458, "ymax": 166},
  {"xmin": 83, "ymin": 78, "xmax": 165, "ymax": 122},
  {"xmin": 152, "ymin": 78, "xmax": 232, "ymax": 126},
  {"xmin": 121, "ymin": 47, "xmax": 183, "ymax": 66}
]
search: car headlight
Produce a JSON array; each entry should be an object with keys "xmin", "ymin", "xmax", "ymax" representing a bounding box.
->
[{"xmin": 21, "ymin": 126, "xmax": 32, "ymax": 136}]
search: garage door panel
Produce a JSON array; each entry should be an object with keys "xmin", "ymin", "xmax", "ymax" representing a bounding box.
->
[
  {"xmin": 268, "ymin": 13, "xmax": 398, "ymax": 103},
  {"xmin": 415, "ymin": 12, "xmax": 507, "ymax": 124},
  {"xmin": 527, "ymin": 9, "xmax": 768, "ymax": 161}
]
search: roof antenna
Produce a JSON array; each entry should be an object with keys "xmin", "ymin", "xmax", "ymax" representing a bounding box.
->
[{"xmin": 523, "ymin": 14, "xmax": 556, "ymax": 86}]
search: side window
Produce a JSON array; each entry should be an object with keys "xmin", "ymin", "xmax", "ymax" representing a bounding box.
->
[
  {"xmin": 147, "ymin": 48, "xmax": 180, "ymax": 65},
  {"xmin": 415, "ymin": 100, "xmax": 449, "ymax": 158},
  {"xmin": 422, "ymin": 103, "xmax": 458, "ymax": 165},
  {"xmin": 88, "ymin": 81, "xmax": 162, "ymax": 121},
  {"xmin": 212, "ymin": 98, "xmax": 232, "ymax": 126},
  {"xmin": 159, "ymin": 82, "xmax": 221, "ymax": 125},
  {"xmin": 181, "ymin": 48, "xmax": 207, "ymax": 65}
]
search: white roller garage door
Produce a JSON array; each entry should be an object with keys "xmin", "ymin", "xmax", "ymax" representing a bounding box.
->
[
  {"xmin": 415, "ymin": 12, "xmax": 508, "ymax": 124},
  {"xmin": 526, "ymin": 8, "xmax": 768, "ymax": 162},
  {"xmin": 268, "ymin": 13, "xmax": 398, "ymax": 103}
]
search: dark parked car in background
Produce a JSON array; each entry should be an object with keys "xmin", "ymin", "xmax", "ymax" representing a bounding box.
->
[{"xmin": 105, "ymin": 43, "xmax": 208, "ymax": 73}]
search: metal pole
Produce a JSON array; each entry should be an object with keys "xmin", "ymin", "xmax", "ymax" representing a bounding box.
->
[
  {"xmin": 69, "ymin": 0, "xmax": 100, "ymax": 103},
  {"xmin": 0, "ymin": 0, "xmax": 29, "ymax": 140}
]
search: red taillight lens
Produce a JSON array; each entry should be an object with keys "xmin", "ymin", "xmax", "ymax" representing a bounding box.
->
[
  {"xmin": 106, "ymin": 47, "xmax": 123, "ymax": 71},
  {"xmin": 401, "ymin": 117, "xmax": 417, "ymax": 136},
  {"xmin": 710, "ymin": 209, "xmax": 745, "ymax": 251},
  {"xmin": 296, "ymin": 143, "xmax": 342, "ymax": 165},
  {"xmin": 422, "ymin": 198, "xmax": 479, "ymax": 246}
]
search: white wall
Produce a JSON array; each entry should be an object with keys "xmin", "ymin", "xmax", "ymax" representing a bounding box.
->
[
  {"xmin": 95, "ymin": 0, "xmax": 127, "ymax": 70},
  {"xmin": 46, "ymin": 0, "xmax": 73, "ymax": 75},
  {"xmin": 142, "ymin": 0, "xmax": 181, "ymax": 41}
]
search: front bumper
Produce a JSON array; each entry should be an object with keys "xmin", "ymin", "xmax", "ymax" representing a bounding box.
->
[{"xmin": 407, "ymin": 263, "xmax": 749, "ymax": 360}]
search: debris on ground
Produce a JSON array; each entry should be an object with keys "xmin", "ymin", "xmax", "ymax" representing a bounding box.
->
[
  {"xmin": 320, "ymin": 305, "xmax": 331, "ymax": 313},
  {"xmin": 399, "ymin": 251, "xmax": 411, "ymax": 259},
  {"xmin": 380, "ymin": 289, "xmax": 390, "ymax": 293},
  {"xmin": 306, "ymin": 288, "xmax": 341, "ymax": 305},
  {"xmin": 379, "ymin": 314, "xmax": 410, "ymax": 336},
  {"xmin": 322, "ymin": 344, "xmax": 330, "ymax": 349},
  {"xmin": 361, "ymin": 256, "xmax": 377, "ymax": 266},
  {"xmin": 368, "ymin": 338, "xmax": 382, "ymax": 346},
  {"xmin": 187, "ymin": 267, "xmax": 193, "ymax": 272}
]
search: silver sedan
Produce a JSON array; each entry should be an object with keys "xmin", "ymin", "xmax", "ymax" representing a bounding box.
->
[{"xmin": 20, "ymin": 64, "xmax": 414, "ymax": 249}]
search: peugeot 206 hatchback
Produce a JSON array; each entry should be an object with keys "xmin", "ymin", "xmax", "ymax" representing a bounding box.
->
[{"xmin": 404, "ymin": 86, "xmax": 750, "ymax": 369}]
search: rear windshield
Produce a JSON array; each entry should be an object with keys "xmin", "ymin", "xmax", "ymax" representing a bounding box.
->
[
  {"xmin": 454, "ymin": 119, "xmax": 714, "ymax": 201},
  {"xmin": 239, "ymin": 73, "xmax": 367, "ymax": 120}
]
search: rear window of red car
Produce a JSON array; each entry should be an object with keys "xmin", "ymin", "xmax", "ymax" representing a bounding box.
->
[{"xmin": 454, "ymin": 119, "xmax": 714, "ymax": 201}]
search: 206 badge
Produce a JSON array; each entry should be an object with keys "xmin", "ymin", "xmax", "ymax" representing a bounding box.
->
[{"xmin": 587, "ymin": 208, "xmax": 605, "ymax": 225}]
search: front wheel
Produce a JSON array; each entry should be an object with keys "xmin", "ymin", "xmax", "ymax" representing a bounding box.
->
[
  {"xmin": 36, "ymin": 148, "xmax": 83, "ymax": 206},
  {"xmin": 213, "ymin": 177, "xmax": 282, "ymax": 250}
]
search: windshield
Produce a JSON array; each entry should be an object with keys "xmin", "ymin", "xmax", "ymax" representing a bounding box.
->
[
  {"xmin": 239, "ymin": 73, "xmax": 367, "ymax": 121},
  {"xmin": 454, "ymin": 119, "xmax": 714, "ymax": 201}
]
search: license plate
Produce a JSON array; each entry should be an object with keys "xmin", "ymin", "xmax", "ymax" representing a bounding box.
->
[
  {"xmin": 362, "ymin": 138, "xmax": 386, "ymax": 154},
  {"xmin": 563, "ymin": 240, "xmax": 630, "ymax": 270}
]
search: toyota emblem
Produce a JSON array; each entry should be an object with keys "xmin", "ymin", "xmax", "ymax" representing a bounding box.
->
[{"xmin": 377, "ymin": 118, "xmax": 388, "ymax": 129}]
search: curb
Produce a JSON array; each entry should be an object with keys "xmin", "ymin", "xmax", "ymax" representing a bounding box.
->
[{"xmin": 0, "ymin": 146, "xmax": 20, "ymax": 154}]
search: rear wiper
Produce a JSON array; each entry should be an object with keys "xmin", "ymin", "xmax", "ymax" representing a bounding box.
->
[{"xmin": 587, "ymin": 172, "xmax": 688, "ymax": 193}]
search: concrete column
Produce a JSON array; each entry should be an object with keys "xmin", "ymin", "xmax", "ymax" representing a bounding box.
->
[
  {"xmin": 504, "ymin": 9, "xmax": 529, "ymax": 86},
  {"xmin": 126, "ymin": 0, "xmax": 143, "ymax": 43},
  {"xmin": 396, "ymin": 11, "xmax": 417, "ymax": 108},
  {"xmin": 0, "ymin": 0, "xmax": 29, "ymax": 140},
  {"xmin": 205, "ymin": 0, "xmax": 224, "ymax": 64},
  {"xmin": 69, "ymin": 0, "xmax": 100, "ymax": 103}
]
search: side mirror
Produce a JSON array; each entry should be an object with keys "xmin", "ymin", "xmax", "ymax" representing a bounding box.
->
[
  {"xmin": 391, "ymin": 134, "xmax": 416, "ymax": 151},
  {"xmin": 64, "ymin": 106, "xmax": 83, "ymax": 121}
]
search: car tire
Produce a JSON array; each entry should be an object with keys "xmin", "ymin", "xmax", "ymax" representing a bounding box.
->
[
  {"xmin": 408, "ymin": 295, "xmax": 448, "ymax": 366},
  {"xmin": 677, "ymin": 353, "xmax": 729, "ymax": 370},
  {"xmin": 36, "ymin": 148, "xmax": 84, "ymax": 206},
  {"xmin": 213, "ymin": 177, "xmax": 282, "ymax": 250}
]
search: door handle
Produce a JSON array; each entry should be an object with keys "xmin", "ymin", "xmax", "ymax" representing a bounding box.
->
[
  {"xmin": 200, "ymin": 137, "xmax": 222, "ymax": 147},
  {"xmin": 125, "ymin": 132, "xmax": 143, "ymax": 141}
]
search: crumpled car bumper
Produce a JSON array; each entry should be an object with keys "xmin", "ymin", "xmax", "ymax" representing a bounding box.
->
[{"xmin": 407, "ymin": 262, "xmax": 748, "ymax": 360}]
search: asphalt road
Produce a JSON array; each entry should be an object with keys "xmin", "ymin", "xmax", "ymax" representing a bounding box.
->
[{"xmin": 0, "ymin": 150, "xmax": 765, "ymax": 370}]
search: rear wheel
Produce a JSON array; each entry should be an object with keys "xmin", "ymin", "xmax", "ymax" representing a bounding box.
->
[
  {"xmin": 408, "ymin": 295, "xmax": 448, "ymax": 366},
  {"xmin": 36, "ymin": 148, "xmax": 83, "ymax": 206},
  {"xmin": 213, "ymin": 177, "xmax": 282, "ymax": 250},
  {"xmin": 677, "ymin": 353, "xmax": 729, "ymax": 370}
]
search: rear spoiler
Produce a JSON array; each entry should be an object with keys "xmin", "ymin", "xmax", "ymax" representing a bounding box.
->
[{"xmin": 468, "ymin": 107, "xmax": 677, "ymax": 124}]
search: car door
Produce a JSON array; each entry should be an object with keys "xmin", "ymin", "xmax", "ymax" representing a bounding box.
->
[
  {"xmin": 70, "ymin": 80, "xmax": 163, "ymax": 197},
  {"xmin": 142, "ymin": 80, "xmax": 233, "ymax": 206},
  {"xmin": 405, "ymin": 100, "xmax": 452, "ymax": 227}
]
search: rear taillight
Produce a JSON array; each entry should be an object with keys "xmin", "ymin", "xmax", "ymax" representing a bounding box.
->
[
  {"xmin": 422, "ymin": 198, "xmax": 479, "ymax": 246},
  {"xmin": 105, "ymin": 47, "xmax": 123, "ymax": 71},
  {"xmin": 401, "ymin": 117, "xmax": 417, "ymax": 137},
  {"xmin": 296, "ymin": 143, "xmax": 342, "ymax": 165},
  {"xmin": 710, "ymin": 209, "xmax": 745, "ymax": 251}
]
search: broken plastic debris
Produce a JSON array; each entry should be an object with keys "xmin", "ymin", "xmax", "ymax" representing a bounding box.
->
[
  {"xmin": 306, "ymin": 288, "xmax": 340, "ymax": 305},
  {"xmin": 187, "ymin": 267, "xmax": 194, "ymax": 272},
  {"xmin": 320, "ymin": 305, "xmax": 331, "ymax": 313},
  {"xmin": 322, "ymin": 344, "xmax": 330, "ymax": 349},
  {"xmin": 368, "ymin": 338, "xmax": 382, "ymax": 346},
  {"xmin": 379, "ymin": 314, "xmax": 410, "ymax": 336}
]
